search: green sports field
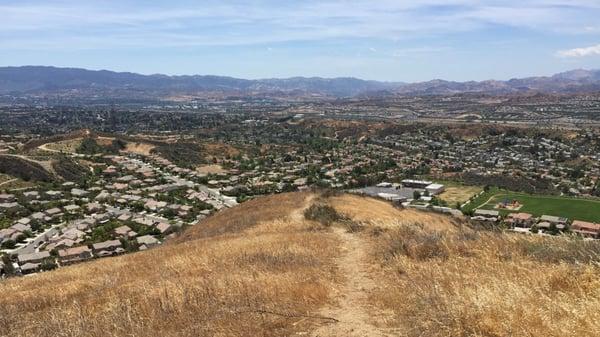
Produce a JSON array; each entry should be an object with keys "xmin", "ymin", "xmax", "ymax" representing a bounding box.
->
[{"xmin": 478, "ymin": 193, "xmax": 600, "ymax": 223}]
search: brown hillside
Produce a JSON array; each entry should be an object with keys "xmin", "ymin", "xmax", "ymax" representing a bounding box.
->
[{"xmin": 2, "ymin": 192, "xmax": 600, "ymax": 337}]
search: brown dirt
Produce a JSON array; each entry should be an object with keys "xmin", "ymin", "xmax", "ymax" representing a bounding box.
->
[
  {"xmin": 196, "ymin": 164, "xmax": 227, "ymax": 174},
  {"xmin": 310, "ymin": 227, "xmax": 396, "ymax": 337},
  {"xmin": 123, "ymin": 142, "xmax": 156, "ymax": 156}
]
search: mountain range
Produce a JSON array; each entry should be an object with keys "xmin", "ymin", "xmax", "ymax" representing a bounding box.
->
[{"xmin": 1, "ymin": 66, "xmax": 600, "ymax": 98}]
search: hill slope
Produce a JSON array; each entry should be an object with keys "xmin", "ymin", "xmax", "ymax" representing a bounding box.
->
[{"xmin": 2, "ymin": 192, "xmax": 600, "ymax": 337}]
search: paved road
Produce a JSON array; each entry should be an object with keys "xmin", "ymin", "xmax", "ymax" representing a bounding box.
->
[{"xmin": 5, "ymin": 226, "xmax": 61, "ymax": 255}]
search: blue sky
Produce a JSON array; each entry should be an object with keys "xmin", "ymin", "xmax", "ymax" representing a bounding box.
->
[{"xmin": 1, "ymin": 0, "xmax": 600, "ymax": 81}]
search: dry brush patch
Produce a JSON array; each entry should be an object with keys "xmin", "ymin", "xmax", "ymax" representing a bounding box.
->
[
  {"xmin": 123, "ymin": 142, "xmax": 156, "ymax": 156},
  {"xmin": 368, "ymin": 224, "xmax": 600, "ymax": 337},
  {"xmin": 0, "ymin": 192, "xmax": 340, "ymax": 337}
]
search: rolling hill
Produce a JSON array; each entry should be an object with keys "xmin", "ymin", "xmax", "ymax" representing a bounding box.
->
[
  {"xmin": 1, "ymin": 66, "xmax": 600, "ymax": 98},
  {"xmin": 1, "ymin": 191, "xmax": 600, "ymax": 337}
]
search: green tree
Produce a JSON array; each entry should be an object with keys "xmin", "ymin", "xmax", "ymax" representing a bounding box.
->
[
  {"xmin": 1, "ymin": 239, "xmax": 15, "ymax": 249},
  {"xmin": 413, "ymin": 190, "xmax": 421, "ymax": 200}
]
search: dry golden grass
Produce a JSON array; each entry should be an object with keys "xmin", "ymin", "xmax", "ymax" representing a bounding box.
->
[
  {"xmin": 367, "ymin": 225, "xmax": 600, "ymax": 337},
  {"xmin": 0, "ymin": 192, "xmax": 340, "ymax": 337},
  {"xmin": 175, "ymin": 192, "xmax": 311, "ymax": 241},
  {"xmin": 329, "ymin": 194, "xmax": 459, "ymax": 231}
]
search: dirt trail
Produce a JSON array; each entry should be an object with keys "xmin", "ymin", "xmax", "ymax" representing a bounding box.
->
[
  {"xmin": 310, "ymin": 226, "xmax": 394, "ymax": 337},
  {"xmin": 0, "ymin": 178, "xmax": 17, "ymax": 187},
  {"xmin": 289, "ymin": 194, "xmax": 315, "ymax": 223}
]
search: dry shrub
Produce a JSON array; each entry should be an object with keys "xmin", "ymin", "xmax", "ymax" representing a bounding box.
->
[
  {"xmin": 379, "ymin": 224, "xmax": 476, "ymax": 262},
  {"xmin": 343, "ymin": 220, "xmax": 364, "ymax": 233},
  {"xmin": 303, "ymin": 203, "xmax": 341, "ymax": 226},
  {"xmin": 513, "ymin": 235, "xmax": 600, "ymax": 264}
]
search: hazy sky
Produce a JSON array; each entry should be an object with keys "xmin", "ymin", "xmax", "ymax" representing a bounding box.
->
[{"xmin": 1, "ymin": 0, "xmax": 600, "ymax": 81}]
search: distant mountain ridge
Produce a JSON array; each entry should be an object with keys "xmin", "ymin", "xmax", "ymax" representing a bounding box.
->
[{"xmin": 0, "ymin": 66, "xmax": 599, "ymax": 98}]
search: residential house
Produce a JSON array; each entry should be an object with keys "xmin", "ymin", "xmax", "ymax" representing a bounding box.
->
[
  {"xmin": 571, "ymin": 220, "xmax": 600, "ymax": 238},
  {"xmin": 506, "ymin": 213, "xmax": 535, "ymax": 227},
  {"xmin": 0, "ymin": 202, "xmax": 20, "ymax": 213},
  {"xmin": 17, "ymin": 251, "xmax": 50, "ymax": 265},
  {"xmin": 117, "ymin": 213, "xmax": 132, "ymax": 222},
  {"xmin": 64, "ymin": 204, "xmax": 81, "ymax": 214},
  {"xmin": 0, "ymin": 194, "xmax": 15, "ymax": 202},
  {"xmin": 11, "ymin": 223, "xmax": 31, "ymax": 233},
  {"xmin": 85, "ymin": 202, "xmax": 103, "ymax": 214},
  {"xmin": 156, "ymin": 222, "xmax": 172, "ymax": 235},
  {"xmin": 20, "ymin": 262, "xmax": 41, "ymax": 274},
  {"xmin": 0, "ymin": 228, "xmax": 19, "ymax": 243},
  {"xmin": 45, "ymin": 207, "xmax": 63, "ymax": 218},
  {"xmin": 58, "ymin": 246, "xmax": 93, "ymax": 265},
  {"xmin": 45, "ymin": 190, "xmax": 63, "ymax": 199},
  {"xmin": 471, "ymin": 209, "xmax": 500, "ymax": 223},
  {"xmin": 425, "ymin": 183, "xmax": 445, "ymax": 195},
  {"xmin": 92, "ymin": 240, "xmax": 124, "ymax": 257},
  {"xmin": 114, "ymin": 225, "xmax": 137, "ymax": 238},
  {"xmin": 31, "ymin": 212, "xmax": 49, "ymax": 223},
  {"xmin": 137, "ymin": 235, "xmax": 160, "ymax": 250},
  {"xmin": 144, "ymin": 200, "xmax": 167, "ymax": 211},
  {"xmin": 537, "ymin": 215, "xmax": 568, "ymax": 231},
  {"xmin": 62, "ymin": 228, "xmax": 86, "ymax": 241},
  {"xmin": 22, "ymin": 191, "xmax": 40, "ymax": 200}
]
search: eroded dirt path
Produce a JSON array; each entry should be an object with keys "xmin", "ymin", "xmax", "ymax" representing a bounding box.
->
[
  {"xmin": 289, "ymin": 194, "xmax": 315, "ymax": 223},
  {"xmin": 310, "ymin": 227, "xmax": 394, "ymax": 337}
]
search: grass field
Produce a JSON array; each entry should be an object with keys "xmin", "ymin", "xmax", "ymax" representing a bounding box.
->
[
  {"xmin": 478, "ymin": 193, "xmax": 600, "ymax": 223},
  {"xmin": 438, "ymin": 185, "xmax": 483, "ymax": 205}
]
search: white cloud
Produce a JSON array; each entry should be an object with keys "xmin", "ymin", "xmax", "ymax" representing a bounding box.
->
[
  {"xmin": 557, "ymin": 44, "xmax": 600, "ymax": 57},
  {"xmin": 0, "ymin": 1, "xmax": 599, "ymax": 50},
  {"xmin": 392, "ymin": 46, "xmax": 450, "ymax": 57}
]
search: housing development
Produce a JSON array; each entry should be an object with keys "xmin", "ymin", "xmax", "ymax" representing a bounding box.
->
[
  {"xmin": 2, "ymin": 107, "xmax": 600, "ymax": 276},
  {"xmin": 0, "ymin": 149, "xmax": 237, "ymax": 275}
]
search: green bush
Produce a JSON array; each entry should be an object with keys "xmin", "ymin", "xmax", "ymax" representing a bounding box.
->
[
  {"xmin": 1, "ymin": 239, "xmax": 16, "ymax": 249},
  {"xmin": 41, "ymin": 258, "xmax": 57, "ymax": 271}
]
